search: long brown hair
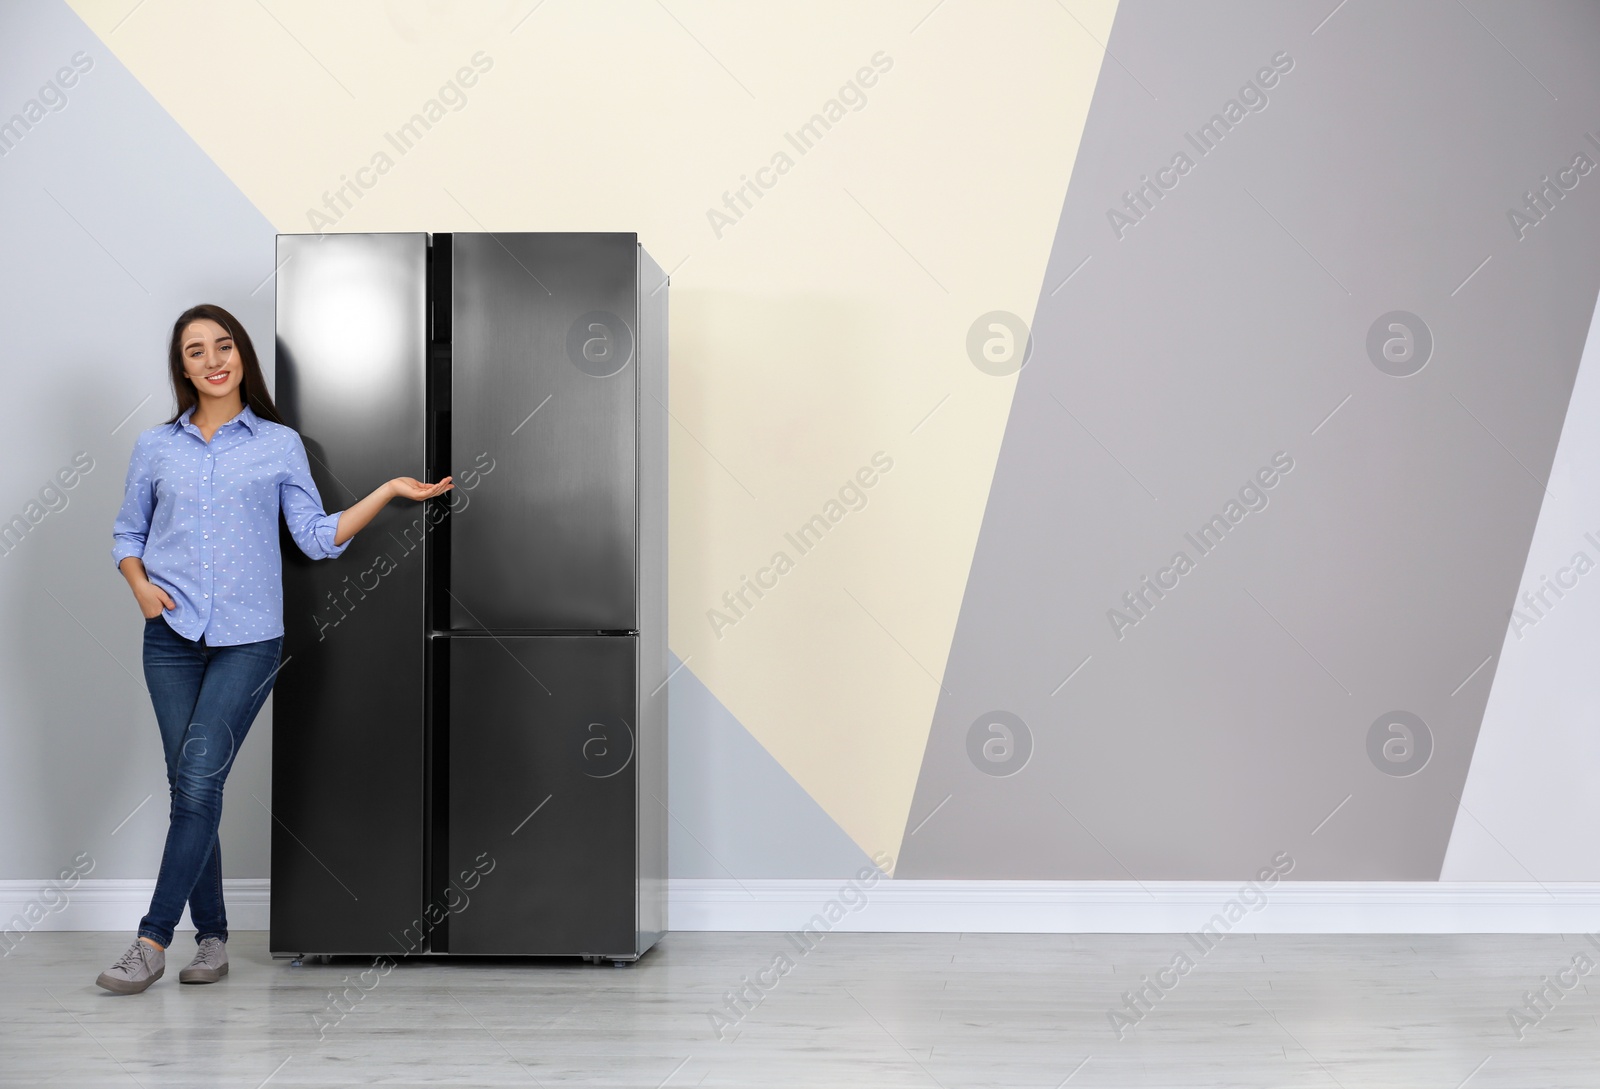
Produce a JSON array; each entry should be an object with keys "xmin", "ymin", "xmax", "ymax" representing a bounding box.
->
[{"xmin": 163, "ymin": 304, "xmax": 285, "ymax": 426}]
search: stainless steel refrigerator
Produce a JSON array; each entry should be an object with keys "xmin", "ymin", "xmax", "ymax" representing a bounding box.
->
[{"xmin": 268, "ymin": 232, "xmax": 667, "ymax": 963}]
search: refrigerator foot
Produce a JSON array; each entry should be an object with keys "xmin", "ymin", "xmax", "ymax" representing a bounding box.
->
[{"xmin": 609, "ymin": 958, "xmax": 635, "ymax": 968}]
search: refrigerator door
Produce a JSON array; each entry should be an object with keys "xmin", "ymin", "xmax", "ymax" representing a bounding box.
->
[
  {"xmin": 448, "ymin": 232, "xmax": 639, "ymax": 631},
  {"xmin": 441, "ymin": 634, "xmax": 637, "ymax": 955},
  {"xmin": 271, "ymin": 232, "xmax": 429, "ymax": 955}
]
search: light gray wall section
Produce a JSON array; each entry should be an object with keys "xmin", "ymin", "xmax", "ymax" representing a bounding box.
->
[
  {"xmin": 899, "ymin": 0, "xmax": 1600, "ymax": 879},
  {"xmin": 0, "ymin": 1, "xmax": 279, "ymax": 878},
  {"xmin": 1441, "ymin": 283, "xmax": 1600, "ymax": 880},
  {"xmin": 667, "ymin": 653, "xmax": 876, "ymax": 878}
]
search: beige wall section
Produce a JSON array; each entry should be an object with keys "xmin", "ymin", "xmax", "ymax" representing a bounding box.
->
[{"xmin": 71, "ymin": 0, "xmax": 1116, "ymax": 870}]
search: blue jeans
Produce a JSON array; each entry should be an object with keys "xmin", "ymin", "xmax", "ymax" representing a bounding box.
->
[{"xmin": 139, "ymin": 615, "xmax": 282, "ymax": 948}]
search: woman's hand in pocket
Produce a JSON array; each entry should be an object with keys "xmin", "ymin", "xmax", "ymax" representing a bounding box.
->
[{"xmin": 134, "ymin": 580, "xmax": 177, "ymax": 620}]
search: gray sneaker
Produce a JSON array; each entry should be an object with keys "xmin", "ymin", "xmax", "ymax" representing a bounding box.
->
[
  {"xmin": 96, "ymin": 938, "xmax": 165, "ymax": 994},
  {"xmin": 179, "ymin": 936, "xmax": 229, "ymax": 984}
]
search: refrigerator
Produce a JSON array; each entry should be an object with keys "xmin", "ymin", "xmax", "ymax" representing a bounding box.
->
[{"xmin": 268, "ymin": 232, "xmax": 668, "ymax": 963}]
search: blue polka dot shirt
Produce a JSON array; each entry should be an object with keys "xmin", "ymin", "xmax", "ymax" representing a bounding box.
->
[{"xmin": 111, "ymin": 403, "xmax": 349, "ymax": 645}]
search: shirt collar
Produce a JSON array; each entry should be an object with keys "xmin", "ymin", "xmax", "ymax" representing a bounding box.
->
[{"xmin": 174, "ymin": 403, "xmax": 259, "ymax": 438}]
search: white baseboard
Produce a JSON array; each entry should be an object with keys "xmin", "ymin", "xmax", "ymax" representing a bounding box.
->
[
  {"xmin": 664, "ymin": 879, "xmax": 1600, "ymax": 934},
  {"xmin": 7, "ymin": 879, "xmax": 1600, "ymax": 938},
  {"xmin": 0, "ymin": 879, "xmax": 272, "ymax": 946}
]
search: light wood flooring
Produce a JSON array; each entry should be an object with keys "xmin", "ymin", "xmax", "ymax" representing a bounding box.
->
[{"xmin": 2, "ymin": 931, "xmax": 1596, "ymax": 1087}]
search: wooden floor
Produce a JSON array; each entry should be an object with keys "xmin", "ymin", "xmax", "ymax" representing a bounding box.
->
[{"xmin": 2, "ymin": 930, "xmax": 1596, "ymax": 1087}]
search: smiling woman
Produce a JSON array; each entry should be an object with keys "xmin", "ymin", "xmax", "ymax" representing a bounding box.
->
[{"xmin": 95, "ymin": 303, "xmax": 456, "ymax": 995}]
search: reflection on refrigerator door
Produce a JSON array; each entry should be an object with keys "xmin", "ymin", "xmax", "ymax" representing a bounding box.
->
[{"xmin": 271, "ymin": 232, "xmax": 429, "ymax": 956}]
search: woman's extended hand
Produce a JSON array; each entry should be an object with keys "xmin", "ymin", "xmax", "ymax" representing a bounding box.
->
[
  {"xmin": 388, "ymin": 475, "xmax": 454, "ymax": 502},
  {"xmin": 134, "ymin": 579, "xmax": 177, "ymax": 619},
  {"xmin": 331, "ymin": 477, "xmax": 457, "ymax": 547}
]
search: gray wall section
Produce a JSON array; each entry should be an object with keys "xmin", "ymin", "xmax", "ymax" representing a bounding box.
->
[
  {"xmin": 667, "ymin": 654, "xmax": 876, "ymax": 879},
  {"xmin": 0, "ymin": 2, "xmax": 280, "ymax": 878},
  {"xmin": 899, "ymin": 0, "xmax": 1600, "ymax": 879}
]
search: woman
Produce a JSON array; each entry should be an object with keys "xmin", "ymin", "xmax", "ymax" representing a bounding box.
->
[{"xmin": 97, "ymin": 303, "xmax": 452, "ymax": 994}]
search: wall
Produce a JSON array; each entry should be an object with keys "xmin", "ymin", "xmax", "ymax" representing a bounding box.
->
[{"xmin": 3, "ymin": 1, "xmax": 1600, "ymax": 930}]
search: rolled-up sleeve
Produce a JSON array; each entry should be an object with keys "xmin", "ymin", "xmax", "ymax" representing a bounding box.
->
[
  {"xmin": 281, "ymin": 432, "xmax": 350, "ymax": 560},
  {"xmin": 111, "ymin": 436, "xmax": 153, "ymax": 568}
]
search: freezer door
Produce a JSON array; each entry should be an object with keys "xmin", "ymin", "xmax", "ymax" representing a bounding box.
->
[
  {"xmin": 442, "ymin": 635, "xmax": 637, "ymax": 955},
  {"xmin": 271, "ymin": 232, "xmax": 429, "ymax": 955},
  {"xmin": 449, "ymin": 233, "xmax": 638, "ymax": 630}
]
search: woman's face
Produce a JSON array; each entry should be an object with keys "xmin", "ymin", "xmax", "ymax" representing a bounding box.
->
[{"xmin": 181, "ymin": 318, "xmax": 243, "ymax": 403}]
